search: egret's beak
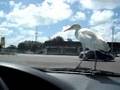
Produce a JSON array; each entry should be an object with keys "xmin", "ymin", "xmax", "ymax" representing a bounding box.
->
[{"xmin": 64, "ymin": 27, "xmax": 73, "ymax": 32}]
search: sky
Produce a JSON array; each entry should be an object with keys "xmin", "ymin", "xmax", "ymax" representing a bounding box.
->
[{"xmin": 0, "ymin": 0, "xmax": 120, "ymax": 47}]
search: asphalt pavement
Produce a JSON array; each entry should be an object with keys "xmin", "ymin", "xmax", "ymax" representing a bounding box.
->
[{"xmin": 0, "ymin": 54, "xmax": 120, "ymax": 73}]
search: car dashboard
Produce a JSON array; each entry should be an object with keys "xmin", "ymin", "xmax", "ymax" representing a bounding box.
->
[
  {"xmin": 48, "ymin": 72, "xmax": 120, "ymax": 90},
  {"xmin": 0, "ymin": 62, "xmax": 120, "ymax": 90}
]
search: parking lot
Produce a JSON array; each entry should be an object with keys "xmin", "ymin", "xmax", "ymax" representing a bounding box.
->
[{"xmin": 0, "ymin": 54, "xmax": 120, "ymax": 73}]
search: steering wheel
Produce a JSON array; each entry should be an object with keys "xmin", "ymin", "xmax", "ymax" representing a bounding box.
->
[{"xmin": 0, "ymin": 62, "xmax": 73, "ymax": 90}]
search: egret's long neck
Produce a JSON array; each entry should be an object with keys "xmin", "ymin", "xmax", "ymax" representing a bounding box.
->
[
  {"xmin": 75, "ymin": 29, "xmax": 86, "ymax": 52},
  {"xmin": 75, "ymin": 29, "xmax": 79, "ymax": 39}
]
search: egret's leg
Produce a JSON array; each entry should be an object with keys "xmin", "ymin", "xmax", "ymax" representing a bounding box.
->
[
  {"xmin": 75, "ymin": 46, "xmax": 86, "ymax": 70},
  {"xmin": 74, "ymin": 60, "xmax": 83, "ymax": 70},
  {"xmin": 93, "ymin": 50, "xmax": 97, "ymax": 70}
]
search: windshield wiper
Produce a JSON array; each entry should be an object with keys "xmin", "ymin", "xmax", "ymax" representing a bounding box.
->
[{"xmin": 34, "ymin": 67, "xmax": 120, "ymax": 77}]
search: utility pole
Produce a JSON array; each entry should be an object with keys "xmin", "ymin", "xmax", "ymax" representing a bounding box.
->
[
  {"xmin": 35, "ymin": 26, "xmax": 38, "ymax": 41},
  {"xmin": 111, "ymin": 25, "xmax": 115, "ymax": 54}
]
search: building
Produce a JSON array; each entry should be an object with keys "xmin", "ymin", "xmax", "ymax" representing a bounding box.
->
[
  {"xmin": 108, "ymin": 42, "xmax": 120, "ymax": 54},
  {"xmin": 43, "ymin": 41, "xmax": 120, "ymax": 55},
  {"xmin": 43, "ymin": 41, "xmax": 82, "ymax": 55},
  {"xmin": 1, "ymin": 37, "xmax": 5, "ymax": 48}
]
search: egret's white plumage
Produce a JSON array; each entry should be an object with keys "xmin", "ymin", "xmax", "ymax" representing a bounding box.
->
[{"xmin": 64, "ymin": 24, "xmax": 110, "ymax": 52}]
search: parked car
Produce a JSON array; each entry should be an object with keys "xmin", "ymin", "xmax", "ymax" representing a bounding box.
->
[{"xmin": 79, "ymin": 50, "xmax": 114, "ymax": 61}]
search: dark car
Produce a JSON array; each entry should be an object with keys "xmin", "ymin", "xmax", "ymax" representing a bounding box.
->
[{"xmin": 79, "ymin": 50, "xmax": 114, "ymax": 61}]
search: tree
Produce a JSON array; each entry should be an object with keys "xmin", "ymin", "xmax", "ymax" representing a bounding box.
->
[
  {"xmin": 31, "ymin": 41, "xmax": 42, "ymax": 52},
  {"xmin": 17, "ymin": 41, "xmax": 42, "ymax": 52},
  {"xmin": 18, "ymin": 42, "xmax": 27, "ymax": 51},
  {"xmin": 6, "ymin": 45, "xmax": 17, "ymax": 49},
  {"xmin": 52, "ymin": 36, "xmax": 64, "ymax": 42}
]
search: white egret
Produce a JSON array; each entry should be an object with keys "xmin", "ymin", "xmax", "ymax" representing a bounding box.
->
[
  {"xmin": 64, "ymin": 24, "xmax": 110, "ymax": 52},
  {"xmin": 64, "ymin": 24, "xmax": 110, "ymax": 70}
]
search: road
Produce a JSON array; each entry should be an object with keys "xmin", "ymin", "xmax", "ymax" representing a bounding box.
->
[{"xmin": 0, "ymin": 54, "xmax": 120, "ymax": 73}]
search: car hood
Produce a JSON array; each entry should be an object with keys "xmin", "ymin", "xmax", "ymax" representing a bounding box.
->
[{"xmin": 47, "ymin": 72, "xmax": 120, "ymax": 90}]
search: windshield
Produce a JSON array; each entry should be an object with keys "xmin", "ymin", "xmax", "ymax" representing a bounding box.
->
[{"xmin": 0, "ymin": 0, "xmax": 120, "ymax": 74}]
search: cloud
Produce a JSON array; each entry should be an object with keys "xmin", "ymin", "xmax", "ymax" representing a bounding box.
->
[
  {"xmin": 9, "ymin": 0, "xmax": 15, "ymax": 6},
  {"xmin": 80, "ymin": 0, "xmax": 120, "ymax": 10},
  {"xmin": 5, "ymin": 28, "xmax": 48, "ymax": 46},
  {"xmin": 0, "ymin": 0, "xmax": 73, "ymax": 46},
  {"xmin": 6, "ymin": 0, "xmax": 72, "ymax": 29},
  {"xmin": 37, "ymin": 37, "xmax": 49, "ymax": 42},
  {"xmin": 80, "ymin": 0, "xmax": 93, "ymax": 9},
  {"xmin": 65, "ymin": 0, "xmax": 78, "ymax": 4},
  {"xmin": 0, "ymin": 11, "xmax": 5, "ymax": 18},
  {"xmin": 0, "ymin": 21, "xmax": 19, "ymax": 28},
  {"xmin": 0, "ymin": 27, "xmax": 10, "ymax": 35},
  {"xmin": 0, "ymin": 21, "xmax": 48, "ymax": 46},
  {"xmin": 6, "ymin": 4, "xmax": 40, "ymax": 28},
  {"xmin": 90, "ymin": 23, "xmax": 112, "ymax": 42},
  {"xmin": 71, "ymin": 11, "xmax": 86, "ymax": 21},
  {"xmin": 0, "ymin": 26, "xmax": 15, "ymax": 39},
  {"xmin": 115, "ymin": 32, "xmax": 120, "ymax": 42},
  {"xmin": 90, "ymin": 10, "xmax": 114, "ymax": 25},
  {"xmin": 35, "ymin": 0, "xmax": 73, "ymax": 24}
]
